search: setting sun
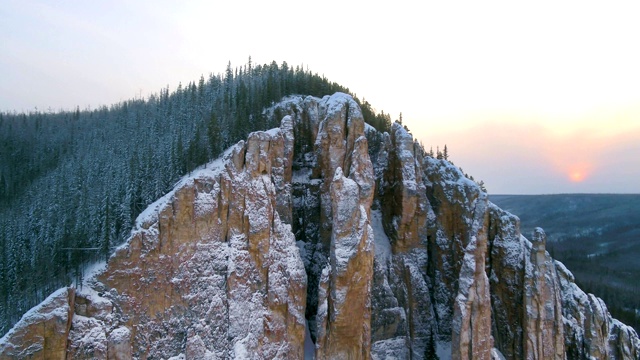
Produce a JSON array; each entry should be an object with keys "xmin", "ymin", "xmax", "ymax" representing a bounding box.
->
[
  {"xmin": 566, "ymin": 163, "xmax": 593, "ymax": 183},
  {"xmin": 569, "ymin": 171, "xmax": 586, "ymax": 182}
]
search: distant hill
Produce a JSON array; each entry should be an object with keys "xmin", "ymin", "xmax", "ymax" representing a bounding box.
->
[{"xmin": 491, "ymin": 194, "xmax": 640, "ymax": 331}]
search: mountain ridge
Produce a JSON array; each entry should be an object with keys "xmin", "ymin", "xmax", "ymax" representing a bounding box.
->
[{"xmin": 1, "ymin": 93, "xmax": 638, "ymax": 359}]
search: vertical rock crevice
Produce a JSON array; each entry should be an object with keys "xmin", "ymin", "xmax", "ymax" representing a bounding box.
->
[{"xmin": 273, "ymin": 93, "xmax": 376, "ymax": 359}]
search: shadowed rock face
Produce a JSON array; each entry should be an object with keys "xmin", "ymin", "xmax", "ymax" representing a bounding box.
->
[
  {"xmin": 2, "ymin": 93, "xmax": 639, "ymax": 359},
  {"xmin": 487, "ymin": 208, "xmax": 566, "ymax": 360}
]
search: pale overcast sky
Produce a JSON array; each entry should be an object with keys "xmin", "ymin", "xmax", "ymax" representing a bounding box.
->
[{"xmin": 1, "ymin": 0, "xmax": 639, "ymax": 194}]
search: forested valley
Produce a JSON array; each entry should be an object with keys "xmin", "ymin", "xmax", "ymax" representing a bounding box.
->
[{"xmin": 0, "ymin": 60, "xmax": 392, "ymax": 336}]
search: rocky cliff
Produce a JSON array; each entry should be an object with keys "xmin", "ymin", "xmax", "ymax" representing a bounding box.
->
[{"xmin": 1, "ymin": 93, "xmax": 639, "ymax": 359}]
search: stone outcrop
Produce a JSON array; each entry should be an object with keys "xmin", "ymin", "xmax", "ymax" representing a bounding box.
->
[
  {"xmin": 369, "ymin": 122, "xmax": 495, "ymax": 359},
  {"xmin": 315, "ymin": 166, "xmax": 374, "ymax": 359},
  {"xmin": 2, "ymin": 115, "xmax": 307, "ymax": 359},
  {"xmin": 89, "ymin": 115, "xmax": 307, "ymax": 359},
  {"xmin": 557, "ymin": 260, "xmax": 640, "ymax": 359},
  {"xmin": 487, "ymin": 206, "xmax": 566, "ymax": 359},
  {"xmin": 0, "ymin": 287, "xmax": 74, "ymax": 359},
  {"xmin": 317, "ymin": 99, "xmax": 375, "ymax": 359},
  {"xmin": 274, "ymin": 94, "xmax": 376, "ymax": 359},
  {"xmin": 370, "ymin": 123, "xmax": 436, "ymax": 359},
  {"xmin": 2, "ymin": 93, "xmax": 639, "ymax": 359},
  {"xmin": 522, "ymin": 228, "xmax": 565, "ymax": 359},
  {"xmin": 424, "ymin": 147, "xmax": 494, "ymax": 360}
]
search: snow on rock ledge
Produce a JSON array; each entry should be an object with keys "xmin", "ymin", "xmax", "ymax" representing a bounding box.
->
[{"xmin": 0, "ymin": 287, "xmax": 74, "ymax": 359}]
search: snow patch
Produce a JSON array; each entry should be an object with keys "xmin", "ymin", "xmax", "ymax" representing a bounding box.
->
[
  {"xmin": 321, "ymin": 92, "xmax": 359, "ymax": 119},
  {"xmin": 436, "ymin": 340, "xmax": 452, "ymax": 360},
  {"xmin": 491, "ymin": 347, "xmax": 507, "ymax": 360},
  {"xmin": 371, "ymin": 210, "xmax": 392, "ymax": 263},
  {"xmin": 364, "ymin": 122, "xmax": 377, "ymax": 134},
  {"xmin": 263, "ymin": 127, "xmax": 282, "ymax": 137},
  {"xmin": 73, "ymin": 260, "xmax": 107, "ymax": 288},
  {"xmin": 292, "ymin": 167, "xmax": 313, "ymax": 184},
  {"xmin": 371, "ymin": 337, "xmax": 409, "ymax": 359},
  {"xmin": 68, "ymin": 314, "xmax": 107, "ymax": 354},
  {"xmin": 74, "ymin": 285, "xmax": 111, "ymax": 312},
  {"xmin": 109, "ymin": 326, "xmax": 130, "ymax": 342},
  {"xmin": 304, "ymin": 320, "xmax": 315, "ymax": 360}
]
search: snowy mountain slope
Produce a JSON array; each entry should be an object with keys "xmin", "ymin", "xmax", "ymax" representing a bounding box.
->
[{"xmin": 2, "ymin": 93, "xmax": 639, "ymax": 359}]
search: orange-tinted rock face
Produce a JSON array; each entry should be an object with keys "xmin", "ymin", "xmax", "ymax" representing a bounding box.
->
[
  {"xmin": 0, "ymin": 115, "xmax": 307, "ymax": 360},
  {"xmin": 522, "ymin": 229, "xmax": 565, "ymax": 359},
  {"xmin": 91, "ymin": 117, "xmax": 307, "ymax": 359},
  {"xmin": 0, "ymin": 287, "xmax": 74, "ymax": 359},
  {"xmin": 314, "ymin": 166, "xmax": 374, "ymax": 360},
  {"xmin": 3, "ymin": 93, "xmax": 639, "ymax": 360}
]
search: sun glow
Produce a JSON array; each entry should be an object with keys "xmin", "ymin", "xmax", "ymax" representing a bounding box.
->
[
  {"xmin": 566, "ymin": 163, "xmax": 593, "ymax": 183},
  {"xmin": 569, "ymin": 171, "xmax": 586, "ymax": 182}
]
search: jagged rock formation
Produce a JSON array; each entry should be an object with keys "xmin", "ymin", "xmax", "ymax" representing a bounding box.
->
[
  {"xmin": 0, "ymin": 288, "xmax": 75, "ymax": 359},
  {"xmin": 1, "ymin": 93, "xmax": 639, "ymax": 359},
  {"xmin": 557, "ymin": 261, "xmax": 640, "ymax": 359},
  {"xmin": 487, "ymin": 207, "xmax": 566, "ymax": 359}
]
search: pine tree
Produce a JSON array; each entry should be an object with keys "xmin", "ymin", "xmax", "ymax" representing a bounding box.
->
[
  {"xmin": 101, "ymin": 198, "xmax": 111, "ymax": 262},
  {"xmin": 207, "ymin": 112, "xmax": 221, "ymax": 159},
  {"xmin": 443, "ymin": 144, "xmax": 449, "ymax": 160},
  {"xmin": 478, "ymin": 180, "xmax": 487, "ymax": 192}
]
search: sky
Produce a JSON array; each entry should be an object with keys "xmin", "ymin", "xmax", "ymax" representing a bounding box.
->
[{"xmin": 1, "ymin": 0, "xmax": 639, "ymax": 194}]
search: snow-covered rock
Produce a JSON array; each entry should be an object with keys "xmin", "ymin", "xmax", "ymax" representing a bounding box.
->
[
  {"xmin": 67, "ymin": 315, "xmax": 108, "ymax": 358},
  {"xmin": 487, "ymin": 206, "xmax": 565, "ymax": 359},
  {"xmin": 557, "ymin": 260, "xmax": 640, "ymax": 359},
  {"xmin": 2, "ymin": 93, "xmax": 639, "ymax": 360},
  {"xmin": 94, "ymin": 115, "xmax": 308, "ymax": 359},
  {"xmin": 2, "ymin": 115, "xmax": 307, "ymax": 359},
  {"xmin": 0, "ymin": 287, "xmax": 74, "ymax": 359},
  {"xmin": 370, "ymin": 122, "xmax": 436, "ymax": 359}
]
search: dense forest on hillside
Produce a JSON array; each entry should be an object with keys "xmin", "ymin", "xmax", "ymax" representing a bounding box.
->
[{"xmin": 0, "ymin": 60, "xmax": 393, "ymax": 336}]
